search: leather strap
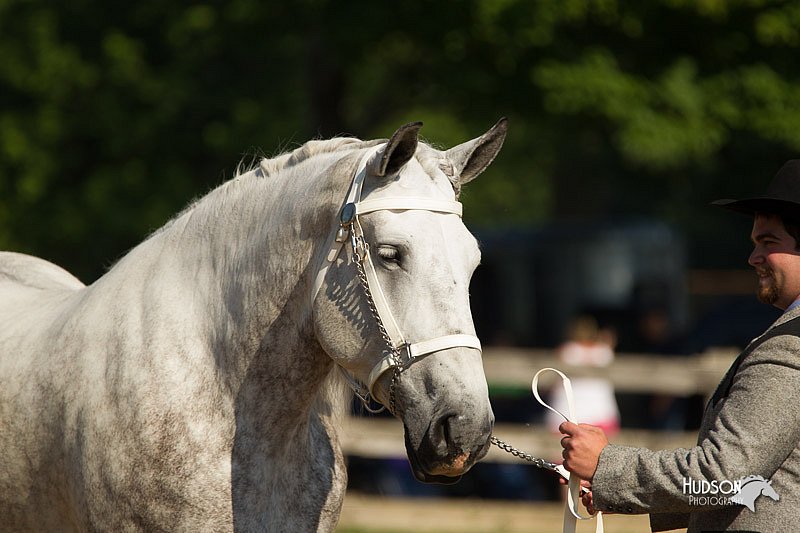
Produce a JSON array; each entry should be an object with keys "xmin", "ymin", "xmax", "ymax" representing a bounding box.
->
[
  {"xmin": 408, "ymin": 334, "xmax": 481, "ymax": 359},
  {"xmin": 356, "ymin": 197, "xmax": 463, "ymax": 216},
  {"xmin": 311, "ymin": 145, "xmax": 383, "ymax": 307},
  {"xmin": 367, "ymin": 334, "xmax": 482, "ymax": 395},
  {"xmin": 357, "ymin": 217, "xmax": 407, "ymax": 347}
]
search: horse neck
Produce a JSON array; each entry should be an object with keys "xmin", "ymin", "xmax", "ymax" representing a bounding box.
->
[
  {"xmin": 100, "ymin": 153, "xmax": 353, "ymax": 424},
  {"xmin": 197, "ymin": 164, "xmax": 345, "ymax": 397}
]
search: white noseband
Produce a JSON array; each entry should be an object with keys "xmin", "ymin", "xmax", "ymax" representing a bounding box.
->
[{"xmin": 312, "ymin": 144, "xmax": 482, "ymax": 406}]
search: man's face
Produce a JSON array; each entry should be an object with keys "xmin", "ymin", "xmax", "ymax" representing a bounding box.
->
[{"xmin": 749, "ymin": 214, "xmax": 800, "ymax": 309}]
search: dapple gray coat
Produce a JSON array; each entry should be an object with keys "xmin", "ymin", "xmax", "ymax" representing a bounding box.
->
[
  {"xmin": 591, "ymin": 305, "xmax": 800, "ymax": 532},
  {"xmin": 0, "ymin": 121, "xmax": 506, "ymax": 532}
]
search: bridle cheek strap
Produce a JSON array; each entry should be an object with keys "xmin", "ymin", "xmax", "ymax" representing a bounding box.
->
[
  {"xmin": 313, "ymin": 143, "xmax": 482, "ymax": 405},
  {"xmin": 367, "ymin": 334, "xmax": 482, "ymax": 396},
  {"xmin": 354, "ymin": 213, "xmax": 481, "ymax": 399},
  {"xmin": 356, "ymin": 224, "xmax": 405, "ymax": 347}
]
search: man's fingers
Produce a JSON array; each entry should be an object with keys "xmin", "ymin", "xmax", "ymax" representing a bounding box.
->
[
  {"xmin": 559, "ymin": 423, "xmax": 609, "ymax": 481},
  {"xmin": 581, "ymin": 491, "xmax": 596, "ymax": 515},
  {"xmin": 558, "ymin": 420, "xmax": 579, "ymax": 435}
]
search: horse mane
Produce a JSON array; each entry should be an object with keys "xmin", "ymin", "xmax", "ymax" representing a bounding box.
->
[
  {"xmin": 148, "ymin": 137, "xmax": 380, "ymax": 240},
  {"xmin": 238, "ymin": 136, "xmax": 458, "ymax": 192},
  {"xmin": 141, "ymin": 134, "xmax": 445, "ymax": 424},
  {"xmin": 237, "ymin": 135, "xmax": 391, "ymax": 422},
  {"xmin": 249, "ymin": 137, "xmax": 383, "ymax": 178},
  {"xmin": 236, "ymin": 136, "xmax": 386, "ymax": 422}
]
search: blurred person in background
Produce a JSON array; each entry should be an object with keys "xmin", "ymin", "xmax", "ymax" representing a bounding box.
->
[
  {"xmin": 546, "ymin": 315, "xmax": 620, "ymax": 436},
  {"xmin": 559, "ymin": 160, "xmax": 800, "ymax": 532}
]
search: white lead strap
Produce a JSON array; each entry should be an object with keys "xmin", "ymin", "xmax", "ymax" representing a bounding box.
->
[{"xmin": 532, "ymin": 368, "xmax": 604, "ymax": 533}]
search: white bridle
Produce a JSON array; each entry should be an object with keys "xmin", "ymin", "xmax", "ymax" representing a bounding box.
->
[{"xmin": 312, "ymin": 144, "xmax": 482, "ymax": 411}]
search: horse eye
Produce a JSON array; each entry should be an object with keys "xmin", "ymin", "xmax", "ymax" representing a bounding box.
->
[{"xmin": 376, "ymin": 245, "xmax": 401, "ymax": 264}]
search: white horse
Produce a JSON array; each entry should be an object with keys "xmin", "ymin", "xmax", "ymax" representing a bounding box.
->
[{"xmin": 0, "ymin": 119, "xmax": 507, "ymax": 531}]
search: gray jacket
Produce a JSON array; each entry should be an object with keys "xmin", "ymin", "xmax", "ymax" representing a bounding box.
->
[{"xmin": 591, "ymin": 306, "xmax": 800, "ymax": 532}]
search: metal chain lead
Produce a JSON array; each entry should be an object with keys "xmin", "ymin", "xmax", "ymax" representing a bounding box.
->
[
  {"xmin": 343, "ymin": 213, "xmax": 554, "ymax": 471},
  {"xmin": 351, "ymin": 229, "xmax": 402, "ymax": 415},
  {"xmin": 349, "ymin": 221, "xmax": 552, "ymax": 470},
  {"xmin": 348, "ymin": 222, "xmax": 548, "ymax": 464},
  {"xmin": 490, "ymin": 435, "xmax": 554, "ymax": 470}
]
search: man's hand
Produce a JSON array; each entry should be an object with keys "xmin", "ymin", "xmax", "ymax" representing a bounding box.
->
[
  {"xmin": 558, "ymin": 478, "xmax": 599, "ymax": 515},
  {"xmin": 559, "ymin": 421, "xmax": 609, "ymax": 481},
  {"xmin": 581, "ymin": 487, "xmax": 599, "ymax": 515}
]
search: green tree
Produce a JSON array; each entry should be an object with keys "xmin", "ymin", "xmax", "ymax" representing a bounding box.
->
[{"xmin": 2, "ymin": 0, "xmax": 800, "ymax": 280}]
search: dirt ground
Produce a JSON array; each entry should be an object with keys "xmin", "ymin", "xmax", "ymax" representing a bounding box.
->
[{"xmin": 337, "ymin": 493, "xmax": 679, "ymax": 532}]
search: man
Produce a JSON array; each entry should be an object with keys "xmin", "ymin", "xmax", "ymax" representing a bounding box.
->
[{"xmin": 560, "ymin": 160, "xmax": 800, "ymax": 532}]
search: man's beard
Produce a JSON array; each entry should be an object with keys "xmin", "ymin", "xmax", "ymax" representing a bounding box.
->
[{"xmin": 756, "ymin": 268, "xmax": 781, "ymax": 305}]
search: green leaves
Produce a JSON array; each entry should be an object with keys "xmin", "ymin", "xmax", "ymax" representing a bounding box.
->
[{"xmin": 2, "ymin": 0, "xmax": 800, "ymax": 278}]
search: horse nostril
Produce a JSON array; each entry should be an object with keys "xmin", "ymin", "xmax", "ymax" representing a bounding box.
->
[
  {"xmin": 434, "ymin": 412, "xmax": 457, "ymax": 449},
  {"xmin": 444, "ymin": 414, "xmax": 456, "ymax": 446},
  {"xmin": 440, "ymin": 412, "xmax": 473, "ymax": 449},
  {"xmin": 434, "ymin": 412, "xmax": 493, "ymax": 454}
]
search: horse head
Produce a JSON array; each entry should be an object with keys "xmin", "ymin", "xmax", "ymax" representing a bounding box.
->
[
  {"xmin": 731, "ymin": 475, "xmax": 780, "ymax": 512},
  {"xmin": 760, "ymin": 478, "xmax": 780, "ymax": 502},
  {"xmin": 313, "ymin": 119, "xmax": 506, "ymax": 483}
]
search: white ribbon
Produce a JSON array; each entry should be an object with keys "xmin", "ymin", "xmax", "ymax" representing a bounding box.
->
[{"xmin": 532, "ymin": 368, "xmax": 604, "ymax": 533}]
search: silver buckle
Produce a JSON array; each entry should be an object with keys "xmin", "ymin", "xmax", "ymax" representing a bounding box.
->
[
  {"xmin": 340, "ymin": 202, "xmax": 356, "ymax": 224},
  {"xmin": 397, "ymin": 343, "xmax": 413, "ymax": 366},
  {"xmin": 336, "ymin": 203, "xmax": 357, "ymax": 243}
]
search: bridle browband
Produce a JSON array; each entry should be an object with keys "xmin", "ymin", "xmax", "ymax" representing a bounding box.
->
[{"xmin": 311, "ymin": 144, "xmax": 482, "ymax": 413}]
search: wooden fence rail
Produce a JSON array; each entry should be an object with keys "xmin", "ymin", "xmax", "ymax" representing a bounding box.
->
[
  {"xmin": 480, "ymin": 347, "xmax": 738, "ymax": 395},
  {"xmin": 341, "ymin": 347, "xmax": 739, "ymax": 461}
]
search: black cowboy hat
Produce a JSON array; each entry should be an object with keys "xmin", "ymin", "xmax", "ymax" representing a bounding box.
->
[{"xmin": 712, "ymin": 160, "xmax": 800, "ymax": 219}]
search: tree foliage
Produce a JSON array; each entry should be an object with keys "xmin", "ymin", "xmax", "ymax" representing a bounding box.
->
[{"xmin": 2, "ymin": 0, "xmax": 800, "ymax": 280}]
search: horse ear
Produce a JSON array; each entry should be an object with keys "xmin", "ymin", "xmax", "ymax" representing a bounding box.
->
[
  {"xmin": 373, "ymin": 121, "xmax": 423, "ymax": 177},
  {"xmin": 446, "ymin": 117, "xmax": 508, "ymax": 185}
]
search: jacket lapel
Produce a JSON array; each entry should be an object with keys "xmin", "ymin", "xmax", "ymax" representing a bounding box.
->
[{"xmin": 707, "ymin": 305, "xmax": 800, "ymax": 411}]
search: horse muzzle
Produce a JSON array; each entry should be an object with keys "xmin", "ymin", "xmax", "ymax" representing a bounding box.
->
[{"xmin": 403, "ymin": 411, "xmax": 493, "ymax": 484}]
